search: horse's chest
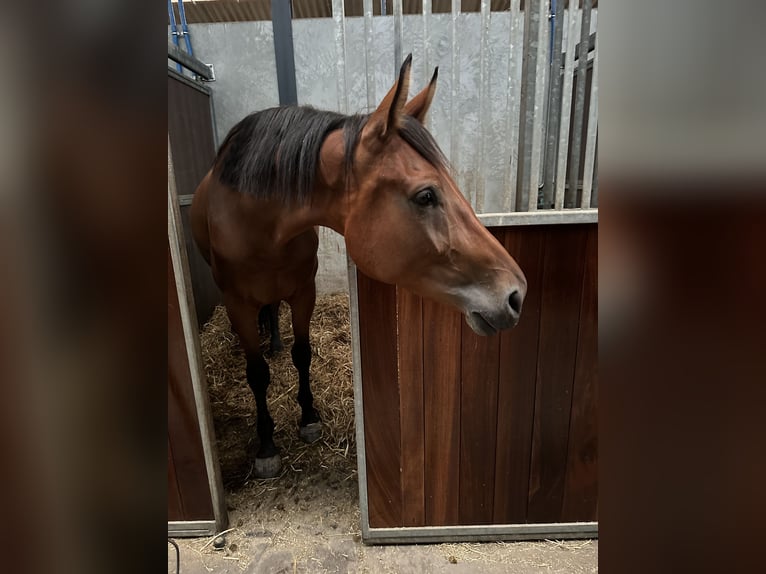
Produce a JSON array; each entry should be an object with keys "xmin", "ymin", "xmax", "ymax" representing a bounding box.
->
[{"xmin": 215, "ymin": 230, "xmax": 318, "ymax": 302}]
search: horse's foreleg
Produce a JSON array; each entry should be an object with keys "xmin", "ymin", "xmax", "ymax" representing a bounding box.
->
[
  {"xmin": 226, "ymin": 298, "xmax": 282, "ymax": 477},
  {"xmin": 288, "ymin": 283, "xmax": 322, "ymax": 443}
]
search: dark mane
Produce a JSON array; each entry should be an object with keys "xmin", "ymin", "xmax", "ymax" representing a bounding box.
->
[
  {"xmin": 212, "ymin": 105, "xmax": 449, "ymax": 204},
  {"xmin": 399, "ymin": 115, "xmax": 450, "ymax": 173}
]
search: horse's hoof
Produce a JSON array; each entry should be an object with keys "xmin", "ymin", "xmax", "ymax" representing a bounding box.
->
[
  {"xmin": 254, "ymin": 454, "xmax": 282, "ymax": 478},
  {"xmin": 299, "ymin": 422, "xmax": 322, "ymax": 444}
]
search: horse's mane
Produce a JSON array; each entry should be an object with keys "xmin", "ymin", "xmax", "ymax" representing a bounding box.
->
[{"xmin": 212, "ymin": 105, "xmax": 448, "ymax": 204}]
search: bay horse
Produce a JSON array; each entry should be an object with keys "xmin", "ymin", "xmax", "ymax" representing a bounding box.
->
[{"xmin": 191, "ymin": 55, "xmax": 527, "ymax": 478}]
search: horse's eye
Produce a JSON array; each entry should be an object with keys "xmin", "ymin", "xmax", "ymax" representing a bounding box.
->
[{"xmin": 413, "ymin": 188, "xmax": 437, "ymax": 207}]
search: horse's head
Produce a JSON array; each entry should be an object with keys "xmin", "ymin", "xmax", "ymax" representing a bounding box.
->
[{"xmin": 330, "ymin": 55, "xmax": 527, "ymax": 335}]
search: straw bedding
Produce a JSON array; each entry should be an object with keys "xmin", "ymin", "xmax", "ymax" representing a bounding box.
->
[{"xmin": 199, "ymin": 293, "xmax": 356, "ymax": 492}]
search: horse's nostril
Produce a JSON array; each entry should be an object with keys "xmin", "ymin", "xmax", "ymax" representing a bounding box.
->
[{"xmin": 509, "ymin": 290, "xmax": 523, "ymax": 316}]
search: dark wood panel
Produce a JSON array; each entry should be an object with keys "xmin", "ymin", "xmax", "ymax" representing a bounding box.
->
[
  {"xmin": 167, "ymin": 76, "xmax": 216, "ymax": 197},
  {"xmin": 423, "ymin": 300, "xmax": 463, "ymax": 526},
  {"xmin": 358, "ymin": 272, "xmax": 402, "ymax": 528},
  {"xmin": 459, "ymin": 319, "xmax": 500, "ymax": 525},
  {"xmin": 562, "ymin": 226, "xmax": 598, "ymax": 521},
  {"xmin": 398, "ymin": 288, "xmax": 426, "ymax": 527},
  {"xmin": 527, "ymin": 226, "xmax": 588, "ymax": 523},
  {"xmin": 168, "ymin": 436, "xmax": 184, "ymax": 521},
  {"xmin": 494, "ymin": 227, "xmax": 546, "ymax": 523},
  {"xmin": 168, "ymin": 245, "xmax": 214, "ymax": 521},
  {"xmin": 168, "ymin": 74, "xmax": 221, "ymax": 326}
]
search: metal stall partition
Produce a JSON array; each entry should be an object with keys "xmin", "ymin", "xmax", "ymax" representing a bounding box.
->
[
  {"xmin": 168, "ymin": 135, "xmax": 228, "ymax": 538},
  {"xmin": 339, "ymin": 0, "xmax": 598, "ymax": 543}
]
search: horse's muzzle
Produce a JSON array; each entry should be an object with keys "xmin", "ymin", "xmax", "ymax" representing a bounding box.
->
[{"xmin": 464, "ymin": 286, "xmax": 525, "ymax": 336}]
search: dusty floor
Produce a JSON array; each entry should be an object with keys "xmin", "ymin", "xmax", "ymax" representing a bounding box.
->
[{"xmin": 172, "ymin": 296, "xmax": 597, "ymax": 572}]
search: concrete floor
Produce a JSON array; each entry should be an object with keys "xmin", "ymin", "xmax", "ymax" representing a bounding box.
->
[{"xmin": 167, "ymin": 535, "xmax": 597, "ymax": 573}]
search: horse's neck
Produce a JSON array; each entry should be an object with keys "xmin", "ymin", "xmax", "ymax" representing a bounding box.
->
[{"xmin": 272, "ymin": 183, "xmax": 348, "ymax": 246}]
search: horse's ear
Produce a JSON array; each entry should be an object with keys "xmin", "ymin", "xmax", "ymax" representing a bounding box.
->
[
  {"xmin": 405, "ymin": 67, "xmax": 438, "ymax": 124},
  {"xmin": 366, "ymin": 54, "xmax": 413, "ymax": 140}
]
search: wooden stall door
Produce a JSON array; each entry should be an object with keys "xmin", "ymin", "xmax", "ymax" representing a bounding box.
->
[
  {"xmin": 358, "ymin": 224, "xmax": 597, "ymax": 529},
  {"xmin": 168, "ymin": 244, "xmax": 215, "ymax": 523}
]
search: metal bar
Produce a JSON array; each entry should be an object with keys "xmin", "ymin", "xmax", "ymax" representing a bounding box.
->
[
  {"xmin": 475, "ymin": 0, "xmax": 492, "ymax": 213},
  {"xmin": 363, "ymin": 0, "xmax": 376, "ymax": 110},
  {"xmin": 554, "ymin": 6, "xmax": 580, "ymax": 210},
  {"xmin": 575, "ymin": 32, "xmax": 596, "ymax": 55},
  {"xmin": 393, "ymin": 0, "xmax": 403, "ymax": 71},
  {"xmin": 332, "ymin": 0, "xmax": 349, "ymax": 113},
  {"xmin": 167, "ymin": 136, "xmax": 228, "ymax": 534},
  {"xmin": 422, "ymin": 0, "xmax": 432, "ymax": 78},
  {"xmin": 422, "ymin": 0, "xmax": 432, "ymax": 130},
  {"xmin": 178, "ymin": 193, "xmax": 195, "ymax": 206},
  {"xmin": 542, "ymin": 0, "xmax": 565, "ymax": 208},
  {"xmin": 167, "ymin": 67, "xmax": 212, "ymax": 95},
  {"xmin": 363, "ymin": 522, "xmax": 598, "ymax": 544},
  {"xmin": 177, "ymin": 0, "xmax": 194, "ymax": 57},
  {"xmin": 168, "ymin": 42, "xmax": 213, "ymax": 80},
  {"xmin": 450, "ymin": 0, "xmax": 462, "ymax": 201},
  {"xmin": 567, "ymin": 0, "xmax": 592, "ymax": 207},
  {"xmin": 168, "ymin": 0, "xmax": 182, "ymax": 73},
  {"xmin": 580, "ymin": 32, "xmax": 598, "ymax": 208},
  {"xmin": 516, "ymin": 0, "xmax": 544, "ymax": 211},
  {"xmin": 167, "ymin": 520, "xmax": 218, "ymax": 538},
  {"xmin": 478, "ymin": 208, "xmax": 598, "ymax": 228},
  {"xmin": 271, "ymin": 0, "xmax": 298, "ymax": 105},
  {"xmin": 590, "ymin": 138, "xmax": 598, "ymax": 207},
  {"xmin": 502, "ymin": 0, "xmax": 522, "ymax": 212},
  {"xmin": 347, "ymin": 259, "xmax": 372, "ymax": 541},
  {"xmin": 529, "ymin": 0, "xmax": 550, "ymax": 211}
]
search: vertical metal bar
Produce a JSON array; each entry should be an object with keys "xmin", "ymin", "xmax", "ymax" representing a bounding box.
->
[
  {"xmin": 168, "ymin": 0, "xmax": 182, "ymax": 73},
  {"xmin": 271, "ymin": 0, "xmax": 298, "ymax": 106},
  {"xmin": 332, "ymin": 0, "xmax": 349, "ymax": 113},
  {"xmin": 394, "ymin": 0, "xmax": 404, "ymax": 71},
  {"xmin": 475, "ymin": 0, "xmax": 491, "ymax": 213},
  {"xmin": 590, "ymin": 138, "xmax": 598, "ymax": 208},
  {"xmin": 580, "ymin": 32, "xmax": 598, "ymax": 208},
  {"xmin": 542, "ymin": 0, "xmax": 565, "ymax": 209},
  {"xmin": 567, "ymin": 0, "xmax": 592, "ymax": 208},
  {"xmin": 516, "ymin": 0, "xmax": 544, "ymax": 211},
  {"xmin": 554, "ymin": 5, "xmax": 579, "ymax": 210},
  {"xmin": 502, "ymin": 0, "xmax": 521, "ymax": 212},
  {"xmin": 530, "ymin": 0, "xmax": 549, "ymax": 210},
  {"xmin": 363, "ymin": 0, "xmax": 376, "ymax": 110},
  {"xmin": 346, "ymin": 260, "xmax": 372, "ymax": 539},
  {"xmin": 422, "ymin": 0, "xmax": 433, "ymax": 130},
  {"xmin": 450, "ymin": 0, "xmax": 462, "ymax": 200}
]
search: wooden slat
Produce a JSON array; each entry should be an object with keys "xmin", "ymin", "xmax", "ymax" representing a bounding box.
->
[
  {"xmin": 168, "ymin": 245, "xmax": 215, "ymax": 521},
  {"xmin": 527, "ymin": 226, "xmax": 588, "ymax": 523},
  {"xmin": 562, "ymin": 225, "xmax": 598, "ymax": 521},
  {"xmin": 493, "ymin": 227, "xmax": 545, "ymax": 523},
  {"xmin": 423, "ymin": 299, "xmax": 462, "ymax": 526},
  {"xmin": 358, "ymin": 272, "xmax": 402, "ymax": 528},
  {"xmin": 398, "ymin": 288, "xmax": 426, "ymax": 526},
  {"xmin": 168, "ymin": 436, "xmax": 184, "ymax": 521},
  {"xmin": 459, "ymin": 308, "xmax": 500, "ymax": 524}
]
